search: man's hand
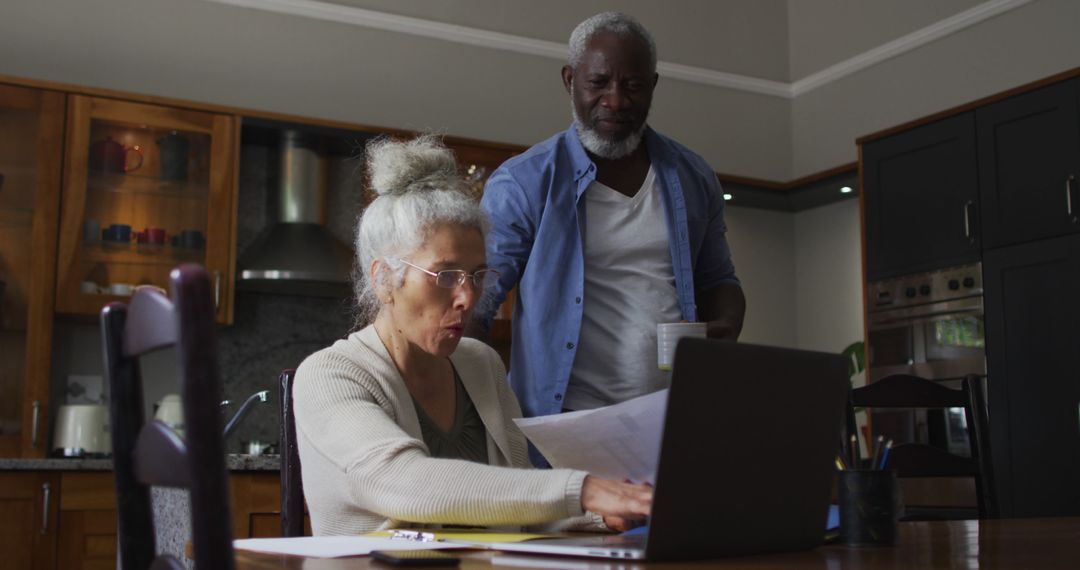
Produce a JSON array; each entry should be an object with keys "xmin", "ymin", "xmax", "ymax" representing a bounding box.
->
[{"xmin": 697, "ymin": 283, "xmax": 746, "ymax": 341}]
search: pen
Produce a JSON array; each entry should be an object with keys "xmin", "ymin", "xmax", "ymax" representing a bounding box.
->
[
  {"xmin": 870, "ymin": 435, "xmax": 884, "ymax": 469},
  {"xmin": 878, "ymin": 439, "xmax": 894, "ymax": 470},
  {"xmin": 835, "ymin": 455, "xmax": 847, "ymax": 471},
  {"xmin": 390, "ymin": 530, "xmax": 441, "ymax": 542}
]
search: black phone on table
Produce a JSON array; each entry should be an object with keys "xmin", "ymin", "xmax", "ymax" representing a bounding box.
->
[{"xmin": 370, "ymin": 549, "xmax": 461, "ymax": 566}]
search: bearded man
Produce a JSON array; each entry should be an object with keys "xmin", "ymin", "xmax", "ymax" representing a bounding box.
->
[{"xmin": 477, "ymin": 12, "xmax": 745, "ymax": 449}]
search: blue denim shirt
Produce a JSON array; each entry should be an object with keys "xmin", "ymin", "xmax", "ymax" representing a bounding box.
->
[{"xmin": 479, "ymin": 124, "xmax": 739, "ymax": 420}]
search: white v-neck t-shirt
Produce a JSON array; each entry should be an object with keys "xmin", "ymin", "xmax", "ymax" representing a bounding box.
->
[{"xmin": 564, "ymin": 166, "xmax": 683, "ymax": 411}]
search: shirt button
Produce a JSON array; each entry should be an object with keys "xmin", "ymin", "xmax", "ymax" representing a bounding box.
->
[
  {"xmin": 575, "ymin": 297, "xmax": 581, "ymax": 304},
  {"xmin": 555, "ymin": 394, "xmax": 563, "ymax": 401},
  {"xmin": 566, "ymin": 342, "xmax": 574, "ymax": 349}
]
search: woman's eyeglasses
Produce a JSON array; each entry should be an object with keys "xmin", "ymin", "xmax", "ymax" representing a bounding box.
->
[{"xmin": 396, "ymin": 258, "xmax": 501, "ymax": 290}]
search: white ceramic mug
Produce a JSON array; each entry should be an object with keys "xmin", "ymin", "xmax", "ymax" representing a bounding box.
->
[
  {"xmin": 657, "ymin": 322, "xmax": 708, "ymax": 370},
  {"xmin": 108, "ymin": 282, "xmax": 134, "ymax": 296}
]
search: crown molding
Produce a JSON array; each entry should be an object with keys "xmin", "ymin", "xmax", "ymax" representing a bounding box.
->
[
  {"xmin": 206, "ymin": 0, "xmax": 1031, "ymax": 99},
  {"xmin": 790, "ymin": 0, "xmax": 1032, "ymax": 96}
]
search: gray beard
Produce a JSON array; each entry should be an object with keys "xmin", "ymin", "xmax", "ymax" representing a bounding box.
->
[{"xmin": 571, "ymin": 101, "xmax": 646, "ymax": 160}]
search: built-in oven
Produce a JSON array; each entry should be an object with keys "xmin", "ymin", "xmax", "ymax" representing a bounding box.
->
[{"xmin": 866, "ymin": 262, "xmax": 985, "ymax": 455}]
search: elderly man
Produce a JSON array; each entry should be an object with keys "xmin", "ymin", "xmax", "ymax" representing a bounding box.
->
[{"xmin": 477, "ymin": 12, "xmax": 745, "ymax": 434}]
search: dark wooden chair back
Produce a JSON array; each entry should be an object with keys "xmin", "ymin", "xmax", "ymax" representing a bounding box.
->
[
  {"xmin": 102, "ymin": 264, "xmax": 234, "ymax": 570},
  {"xmin": 847, "ymin": 373, "xmax": 997, "ymax": 519},
  {"xmin": 278, "ymin": 368, "xmax": 306, "ymax": 537}
]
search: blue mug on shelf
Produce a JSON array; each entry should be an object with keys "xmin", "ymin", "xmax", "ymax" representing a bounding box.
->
[
  {"xmin": 172, "ymin": 229, "xmax": 205, "ymax": 249},
  {"xmin": 102, "ymin": 224, "xmax": 132, "ymax": 242}
]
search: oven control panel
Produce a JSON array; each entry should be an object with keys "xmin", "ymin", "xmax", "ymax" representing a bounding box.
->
[{"xmin": 868, "ymin": 263, "xmax": 983, "ymax": 310}]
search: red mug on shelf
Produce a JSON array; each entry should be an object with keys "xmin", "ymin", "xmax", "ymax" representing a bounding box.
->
[
  {"xmin": 89, "ymin": 137, "xmax": 143, "ymax": 174},
  {"xmin": 136, "ymin": 227, "xmax": 166, "ymax": 245}
]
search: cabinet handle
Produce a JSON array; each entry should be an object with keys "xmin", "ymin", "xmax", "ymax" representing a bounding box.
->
[
  {"xmin": 31, "ymin": 400, "xmax": 40, "ymax": 448},
  {"xmin": 40, "ymin": 482, "xmax": 51, "ymax": 534},
  {"xmin": 1068, "ymin": 175, "xmax": 1077, "ymax": 222},
  {"xmin": 213, "ymin": 270, "xmax": 222, "ymax": 311},
  {"xmin": 963, "ymin": 200, "xmax": 976, "ymax": 243}
]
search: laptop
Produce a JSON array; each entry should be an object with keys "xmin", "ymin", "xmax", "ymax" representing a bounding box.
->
[{"xmin": 493, "ymin": 338, "xmax": 850, "ymax": 561}]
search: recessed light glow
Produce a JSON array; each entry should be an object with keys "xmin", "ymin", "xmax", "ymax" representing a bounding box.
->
[
  {"xmin": 840, "ymin": 186, "xmax": 853, "ymax": 194},
  {"xmin": 723, "ymin": 193, "xmax": 733, "ymax": 201}
]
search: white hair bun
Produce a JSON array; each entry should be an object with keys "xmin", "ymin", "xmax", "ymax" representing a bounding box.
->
[{"xmin": 366, "ymin": 135, "xmax": 460, "ymax": 196}]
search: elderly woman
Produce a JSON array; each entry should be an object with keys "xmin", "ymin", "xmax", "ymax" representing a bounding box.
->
[{"xmin": 294, "ymin": 136, "xmax": 652, "ymax": 536}]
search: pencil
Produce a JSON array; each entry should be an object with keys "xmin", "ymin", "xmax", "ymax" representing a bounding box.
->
[{"xmin": 879, "ymin": 439, "xmax": 894, "ymax": 470}]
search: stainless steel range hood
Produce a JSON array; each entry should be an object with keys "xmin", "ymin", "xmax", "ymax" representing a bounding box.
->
[{"xmin": 238, "ymin": 129, "xmax": 354, "ymax": 297}]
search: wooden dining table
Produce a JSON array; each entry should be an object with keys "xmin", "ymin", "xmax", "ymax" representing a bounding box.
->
[{"xmin": 235, "ymin": 517, "xmax": 1080, "ymax": 569}]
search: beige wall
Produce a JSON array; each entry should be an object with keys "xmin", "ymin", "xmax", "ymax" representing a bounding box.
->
[
  {"xmin": 793, "ymin": 199, "xmax": 864, "ymax": 354},
  {"xmin": 723, "ymin": 205, "xmax": 798, "ymax": 348}
]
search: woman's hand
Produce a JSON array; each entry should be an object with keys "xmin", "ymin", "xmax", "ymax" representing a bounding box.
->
[{"xmin": 580, "ymin": 476, "xmax": 652, "ymax": 531}]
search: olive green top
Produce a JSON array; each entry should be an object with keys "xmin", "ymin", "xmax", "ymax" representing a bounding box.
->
[{"xmin": 413, "ymin": 369, "xmax": 489, "ymax": 464}]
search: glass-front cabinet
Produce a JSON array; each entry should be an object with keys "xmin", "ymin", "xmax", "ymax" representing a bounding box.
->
[
  {"xmin": 55, "ymin": 95, "xmax": 236, "ymax": 323},
  {"xmin": 0, "ymin": 84, "xmax": 64, "ymax": 457}
]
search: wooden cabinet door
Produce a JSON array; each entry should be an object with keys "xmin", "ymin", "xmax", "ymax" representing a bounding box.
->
[
  {"xmin": 57, "ymin": 472, "xmax": 117, "ymax": 570},
  {"xmin": 983, "ymin": 233, "xmax": 1080, "ymax": 517},
  {"xmin": 230, "ymin": 472, "xmax": 310, "ymax": 538},
  {"xmin": 862, "ymin": 113, "xmax": 981, "ymax": 281},
  {"xmin": 0, "ymin": 472, "xmax": 60, "ymax": 570},
  {"xmin": 55, "ymin": 95, "xmax": 238, "ymax": 323},
  {"xmin": 977, "ymin": 78, "xmax": 1080, "ymax": 249},
  {"xmin": 0, "ymin": 83, "xmax": 65, "ymax": 458}
]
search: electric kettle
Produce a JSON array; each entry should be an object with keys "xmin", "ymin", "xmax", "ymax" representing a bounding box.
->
[{"xmin": 53, "ymin": 404, "xmax": 111, "ymax": 457}]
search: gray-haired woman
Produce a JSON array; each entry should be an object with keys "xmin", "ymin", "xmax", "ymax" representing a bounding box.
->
[{"xmin": 294, "ymin": 136, "xmax": 652, "ymax": 536}]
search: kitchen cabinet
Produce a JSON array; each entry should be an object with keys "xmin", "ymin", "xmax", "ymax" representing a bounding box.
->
[
  {"xmin": 862, "ymin": 113, "xmax": 981, "ymax": 281},
  {"xmin": 0, "ymin": 472, "xmax": 60, "ymax": 570},
  {"xmin": 977, "ymin": 77, "xmax": 1080, "ymax": 249},
  {"xmin": 0, "ymin": 84, "xmax": 65, "ymax": 458},
  {"xmin": 54, "ymin": 95, "xmax": 238, "ymax": 324},
  {"xmin": 56, "ymin": 472, "xmax": 117, "ymax": 570},
  {"xmin": 0, "ymin": 468, "xmax": 300, "ymax": 569},
  {"xmin": 231, "ymin": 471, "xmax": 310, "ymax": 538},
  {"xmin": 983, "ymin": 233, "xmax": 1080, "ymax": 517}
]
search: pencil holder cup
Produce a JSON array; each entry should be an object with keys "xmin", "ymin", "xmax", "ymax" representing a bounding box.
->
[{"xmin": 838, "ymin": 469, "xmax": 901, "ymax": 545}]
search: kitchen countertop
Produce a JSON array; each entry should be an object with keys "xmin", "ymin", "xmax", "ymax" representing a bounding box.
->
[{"xmin": 0, "ymin": 454, "xmax": 281, "ymax": 471}]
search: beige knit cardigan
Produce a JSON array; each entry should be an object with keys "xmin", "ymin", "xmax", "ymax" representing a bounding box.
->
[{"xmin": 294, "ymin": 325, "xmax": 595, "ymax": 536}]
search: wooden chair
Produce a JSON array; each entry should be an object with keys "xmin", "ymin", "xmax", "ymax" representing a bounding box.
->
[
  {"xmin": 847, "ymin": 373, "xmax": 997, "ymax": 519},
  {"xmin": 278, "ymin": 368, "xmax": 306, "ymax": 537},
  {"xmin": 102, "ymin": 264, "xmax": 234, "ymax": 570}
]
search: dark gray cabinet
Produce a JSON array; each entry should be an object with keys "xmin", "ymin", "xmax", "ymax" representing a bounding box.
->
[
  {"xmin": 977, "ymin": 78, "xmax": 1080, "ymax": 249},
  {"xmin": 863, "ymin": 113, "xmax": 981, "ymax": 281},
  {"xmin": 983, "ymin": 233, "xmax": 1080, "ymax": 517}
]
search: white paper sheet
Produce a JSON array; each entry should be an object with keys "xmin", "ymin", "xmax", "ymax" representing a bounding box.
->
[
  {"xmin": 233, "ymin": 536, "xmax": 464, "ymax": 558},
  {"xmin": 513, "ymin": 389, "xmax": 667, "ymax": 484}
]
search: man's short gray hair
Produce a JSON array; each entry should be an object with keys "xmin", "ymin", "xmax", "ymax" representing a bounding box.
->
[
  {"xmin": 568, "ymin": 11, "xmax": 657, "ymax": 71},
  {"xmin": 352, "ymin": 135, "xmax": 490, "ymax": 327}
]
